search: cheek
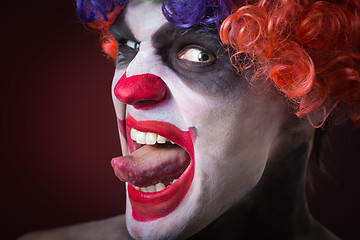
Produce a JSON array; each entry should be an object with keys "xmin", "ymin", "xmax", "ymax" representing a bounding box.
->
[
  {"xmin": 190, "ymin": 93, "xmax": 286, "ymax": 200},
  {"xmin": 112, "ymin": 68, "xmax": 126, "ymax": 93},
  {"xmin": 111, "ymin": 68, "xmax": 127, "ymax": 118},
  {"xmin": 192, "ymin": 139, "xmax": 267, "ymax": 219}
]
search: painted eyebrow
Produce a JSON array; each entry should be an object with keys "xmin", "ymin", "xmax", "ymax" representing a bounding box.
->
[
  {"xmin": 109, "ymin": 14, "xmax": 138, "ymax": 42},
  {"xmin": 151, "ymin": 23, "xmax": 220, "ymax": 46}
]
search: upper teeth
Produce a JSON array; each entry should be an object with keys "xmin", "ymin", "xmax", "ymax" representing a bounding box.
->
[
  {"xmin": 130, "ymin": 128, "xmax": 173, "ymax": 145},
  {"xmin": 133, "ymin": 179, "xmax": 177, "ymax": 193}
]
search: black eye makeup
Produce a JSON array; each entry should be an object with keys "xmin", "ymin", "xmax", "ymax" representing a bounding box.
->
[
  {"xmin": 113, "ymin": 38, "xmax": 139, "ymax": 66},
  {"xmin": 152, "ymin": 24, "xmax": 243, "ymax": 96},
  {"xmin": 110, "ymin": 14, "xmax": 139, "ymax": 67},
  {"xmin": 116, "ymin": 38, "xmax": 140, "ymax": 64}
]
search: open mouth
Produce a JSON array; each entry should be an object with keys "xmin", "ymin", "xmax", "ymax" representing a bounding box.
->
[{"xmin": 111, "ymin": 114, "xmax": 195, "ymax": 222}]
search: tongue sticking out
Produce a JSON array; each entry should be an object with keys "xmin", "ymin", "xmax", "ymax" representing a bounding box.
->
[{"xmin": 112, "ymin": 144, "xmax": 190, "ymax": 187}]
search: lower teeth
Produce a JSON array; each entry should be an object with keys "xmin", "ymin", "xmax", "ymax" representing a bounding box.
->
[{"xmin": 133, "ymin": 179, "xmax": 177, "ymax": 193}]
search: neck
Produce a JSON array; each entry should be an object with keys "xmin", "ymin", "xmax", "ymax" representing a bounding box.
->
[{"xmin": 188, "ymin": 129, "xmax": 331, "ymax": 240}]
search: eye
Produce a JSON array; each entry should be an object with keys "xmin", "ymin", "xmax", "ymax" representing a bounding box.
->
[
  {"xmin": 178, "ymin": 47, "xmax": 215, "ymax": 64},
  {"xmin": 115, "ymin": 38, "xmax": 140, "ymax": 66},
  {"xmin": 120, "ymin": 39, "xmax": 140, "ymax": 51}
]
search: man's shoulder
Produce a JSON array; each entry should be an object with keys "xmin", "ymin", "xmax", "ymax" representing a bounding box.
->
[{"xmin": 18, "ymin": 215, "xmax": 133, "ymax": 240}]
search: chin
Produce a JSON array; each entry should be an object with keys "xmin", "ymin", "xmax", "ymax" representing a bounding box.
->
[{"xmin": 124, "ymin": 173, "xmax": 222, "ymax": 240}]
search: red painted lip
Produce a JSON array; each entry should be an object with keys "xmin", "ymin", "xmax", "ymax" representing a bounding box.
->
[{"xmin": 113, "ymin": 114, "xmax": 195, "ymax": 222}]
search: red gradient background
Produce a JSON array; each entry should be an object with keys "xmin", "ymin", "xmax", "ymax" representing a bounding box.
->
[{"xmin": 2, "ymin": 1, "xmax": 359, "ymax": 239}]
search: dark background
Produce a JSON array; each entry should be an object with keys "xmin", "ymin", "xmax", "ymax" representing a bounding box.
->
[{"xmin": 2, "ymin": 1, "xmax": 359, "ymax": 239}]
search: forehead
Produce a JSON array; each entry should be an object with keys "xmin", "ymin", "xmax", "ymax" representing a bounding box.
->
[{"xmin": 124, "ymin": 0, "xmax": 166, "ymax": 41}]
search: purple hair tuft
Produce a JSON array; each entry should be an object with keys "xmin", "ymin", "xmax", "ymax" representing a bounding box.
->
[
  {"xmin": 76, "ymin": 0, "xmax": 234, "ymax": 28},
  {"xmin": 162, "ymin": 0, "xmax": 232, "ymax": 28},
  {"xmin": 76, "ymin": 0, "xmax": 128, "ymax": 23}
]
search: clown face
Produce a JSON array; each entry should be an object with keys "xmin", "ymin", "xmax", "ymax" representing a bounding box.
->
[{"xmin": 110, "ymin": 0, "xmax": 291, "ymax": 239}]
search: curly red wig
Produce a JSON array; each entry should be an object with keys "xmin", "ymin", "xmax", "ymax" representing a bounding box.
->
[{"xmin": 220, "ymin": 0, "xmax": 360, "ymax": 127}]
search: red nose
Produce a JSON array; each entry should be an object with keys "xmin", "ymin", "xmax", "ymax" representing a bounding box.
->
[{"xmin": 114, "ymin": 72, "xmax": 167, "ymax": 110}]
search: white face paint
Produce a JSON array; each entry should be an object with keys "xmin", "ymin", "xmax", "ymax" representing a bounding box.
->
[{"xmin": 110, "ymin": 0, "xmax": 291, "ymax": 239}]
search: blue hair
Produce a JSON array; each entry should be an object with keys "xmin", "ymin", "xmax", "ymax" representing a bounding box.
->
[
  {"xmin": 76, "ymin": 0, "xmax": 233, "ymax": 28},
  {"xmin": 161, "ymin": 0, "xmax": 231, "ymax": 28},
  {"xmin": 76, "ymin": 0, "xmax": 127, "ymax": 23}
]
